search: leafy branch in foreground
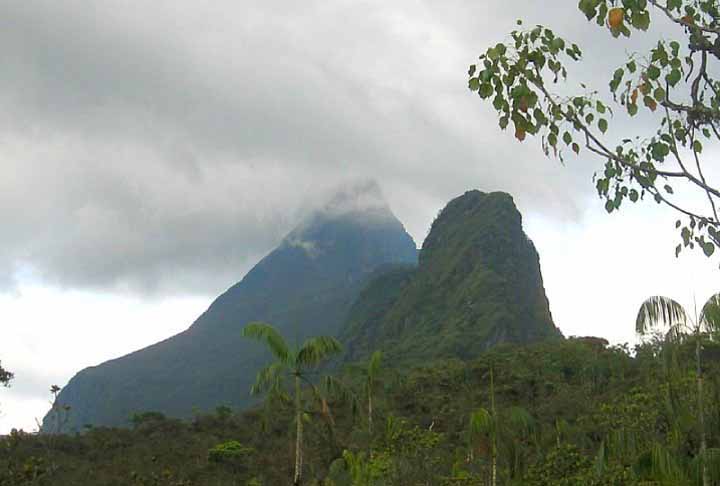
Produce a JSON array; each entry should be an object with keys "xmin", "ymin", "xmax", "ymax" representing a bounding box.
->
[{"xmin": 468, "ymin": 0, "xmax": 720, "ymax": 263}]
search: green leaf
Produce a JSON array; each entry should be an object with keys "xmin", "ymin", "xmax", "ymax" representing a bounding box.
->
[
  {"xmin": 468, "ymin": 78, "xmax": 480, "ymax": 91},
  {"xmin": 632, "ymin": 11, "xmax": 651, "ymax": 30},
  {"xmin": 598, "ymin": 118, "xmax": 608, "ymax": 134},
  {"xmin": 666, "ymin": 68, "xmax": 682, "ymax": 87},
  {"xmin": 548, "ymin": 132, "xmax": 557, "ymax": 146},
  {"xmin": 479, "ymin": 83, "xmax": 494, "ymax": 99},
  {"xmin": 703, "ymin": 242, "xmax": 715, "ymax": 257},
  {"xmin": 647, "ymin": 65, "xmax": 661, "ymax": 80},
  {"xmin": 578, "ymin": 0, "xmax": 599, "ymax": 20}
]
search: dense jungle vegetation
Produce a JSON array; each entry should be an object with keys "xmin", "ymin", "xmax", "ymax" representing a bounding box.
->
[{"xmin": 3, "ymin": 335, "xmax": 720, "ymax": 485}]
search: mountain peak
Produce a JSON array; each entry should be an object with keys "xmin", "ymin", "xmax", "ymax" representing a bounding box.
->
[
  {"xmin": 285, "ymin": 180, "xmax": 411, "ymax": 256},
  {"xmin": 341, "ymin": 188, "xmax": 561, "ymax": 363},
  {"xmin": 46, "ymin": 184, "xmax": 417, "ymax": 431}
]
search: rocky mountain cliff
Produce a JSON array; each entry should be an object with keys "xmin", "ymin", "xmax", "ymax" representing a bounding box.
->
[
  {"xmin": 340, "ymin": 190, "xmax": 561, "ymax": 363},
  {"xmin": 46, "ymin": 183, "xmax": 418, "ymax": 430}
]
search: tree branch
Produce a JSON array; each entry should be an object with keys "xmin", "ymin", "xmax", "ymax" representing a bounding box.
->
[{"xmin": 649, "ymin": 1, "xmax": 720, "ymax": 36}]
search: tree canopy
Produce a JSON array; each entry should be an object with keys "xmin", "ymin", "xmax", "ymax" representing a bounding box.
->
[
  {"xmin": 468, "ymin": 0, "xmax": 720, "ymax": 264},
  {"xmin": 0, "ymin": 361, "xmax": 12, "ymax": 387}
]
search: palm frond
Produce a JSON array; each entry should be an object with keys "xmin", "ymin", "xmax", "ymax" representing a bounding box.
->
[
  {"xmin": 506, "ymin": 406, "xmax": 534, "ymax": 435},
  {"xmin": 649, "ymin": 442, "xmax": 685, "ymax": 482},
  {"xmin": 664, "ymin": 325, "xmax": 687, "ymax": 346},
  {"xmin": 593, "ymin": 441, "xmax": 606, "ymax": 477},
  {"xmin": 469, "ymin": 408, "xmax": 493, "ymax": 436},
  {"xmin": 368, "ymin": 351, "xmax": 383, "ymax": 378},
  {"xmin": 322, "ymin": 375, "xmax": 357, "ymax": 403},
  {"xmin": 700, "ymin": 292, "xmax": 720, "ymax": 334},
  {"xmin": 705, "ymin": 448, "xmax": 720, "ymax": 484},
  {"xmin": 297, "ymin": 336, "xmax": 342, "ymax": 367},
  {"xmin": 636, "ymin": 296, "xmax": 688, "ymax": 337},
  {"xmin": 251, "ymin": 362, "xmax": 286, "ymax": 396},
  {"xmin": 242, "ymin": 322, "xmax": 291, "ymax": 364}
]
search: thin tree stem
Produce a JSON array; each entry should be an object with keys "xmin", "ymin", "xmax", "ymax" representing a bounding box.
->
[
  {"xmin": 490, "ymin": 367, "xmax": 497, "ymax": 486},
  {"xmin": 696, "ymin": 333, "xmax": 709, "ymax": 486},
  {"xmin": 294, "ymin": 374, "xmax": 303, "ymax": 486}
]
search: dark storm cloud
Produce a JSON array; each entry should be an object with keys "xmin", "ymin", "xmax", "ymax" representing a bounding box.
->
[{"xmin": 0, "ymin": 0, "xmax": 676, "ymax": 294}]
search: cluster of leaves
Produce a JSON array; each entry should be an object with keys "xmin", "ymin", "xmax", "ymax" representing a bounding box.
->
[
  {"xmin": 468, "ymin": 0, "xmax": 720, "ymax": 263},
  {"xmin": 207, "ymin": 440, "xmax": 254, "ymax": 471},
  {"xmin": 333, "ymin": 418, "xmax": 446, "ymax": 486},
  {"xmin": 0, "ymin": 362, "xmax": 12, "ymax": 388}
]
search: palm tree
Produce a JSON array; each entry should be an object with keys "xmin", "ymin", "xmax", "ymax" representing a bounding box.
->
[
  {"xmin": 468, "ymin": 367, "xmax": 498, "ymax": 486},
  {"xmin": 636, "ymin": 293, "xmax": 720, "ymax": 486},
  {"xmin": 242, "ymin": 322, "xmax": 342, "ymax": 486}
]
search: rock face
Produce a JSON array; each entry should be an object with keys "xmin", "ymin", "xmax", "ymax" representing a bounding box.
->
[
  {"xmin": 341, "ymin": 190, "xmax": 561, "ymax": 364},
  {"xmin": 47, "ymin": 183, "xmax": 417, "ymax": 430}
]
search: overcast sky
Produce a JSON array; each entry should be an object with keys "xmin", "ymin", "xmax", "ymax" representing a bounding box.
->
[{"xmin": 1, "ymin": 1, "xmax": 718, "ymax": 433}]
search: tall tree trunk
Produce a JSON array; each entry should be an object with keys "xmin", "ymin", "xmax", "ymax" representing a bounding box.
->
[
  {"xmin": 490, "ymin": 367, "xmax": 497, "ymax": 486},
  {"xmin": 368, "ymin": 387, "xmax": 373, "ymax": 437},
  {"xmin": 491, "ymin": 444, "xmax": 497, "ymax": 486},
  {"xmin": 696, "ymin": 334, "xmax": 709, "ymax": 486},
  {"xmin": 294, "ymin": 374, "xmax": 303, "ymax": 486}
]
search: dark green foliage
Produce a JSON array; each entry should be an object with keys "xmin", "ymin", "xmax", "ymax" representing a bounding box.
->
[
  {"xmin": 46, "ymin": 202, "xmax": 417, "ymax": 431},
  {"xmin": 8, "ymin": 338, "xmax": 720, "ymax": 484},
  {"xmin": 342, "ymin": 190, "xmax": 561, "ymax": 364},
  {"xmin": 207, "ymin": 440, "xmax": 254, "ymax": 475},
  {"xmin": 0, "ymin": 362, "xmax": 12, "ymax": 387}
]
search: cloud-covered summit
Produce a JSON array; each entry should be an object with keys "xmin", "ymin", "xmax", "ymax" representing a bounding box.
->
[{"xmin": 322, "ymin": 180, "xmax": 390, "ymax": 218}]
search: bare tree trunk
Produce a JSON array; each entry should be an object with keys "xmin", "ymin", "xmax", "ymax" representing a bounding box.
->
[
  {"xmin": 490, "ymin": 368, "xmax": 497, "ymax": 486},
  {"xmin": 368, "ymin": 389, "xmax": 373, "ymax": 437},
  {"xmin": 491, "ymin": 445, "xmax": 497, "ymax": 486},
  {"xmin": 294, "ymin": 375, "xmax": 303, "ymax": 486},
  {"xmin": 696, "ymin": 335, "xmax": 709, "ymax": 486}
]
